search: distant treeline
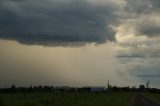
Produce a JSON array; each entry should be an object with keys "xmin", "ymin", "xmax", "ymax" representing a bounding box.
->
[{"xmin": 0, "ymin": 85, "xmax": 160, "ymax": 93}]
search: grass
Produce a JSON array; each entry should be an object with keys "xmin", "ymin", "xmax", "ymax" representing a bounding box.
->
[
  {"xmin": 0, "ymin": 92, "xmax": 134, "ymax": 106},
  {"xmin": 143, "ymin": 92, "xmax": 160, "ymax": 104}
]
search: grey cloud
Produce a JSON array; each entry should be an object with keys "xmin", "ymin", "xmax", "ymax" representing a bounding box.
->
[
  {"xmin": 137, "ymin": 21, "xmax": 160, "ymax": 37},
  {"xmin": 117, "ymin": 44, "xmax": 160, "ymax": 59},
  {"xmin": 123, "ymin": 0, "xmax": 160, "ymax": 37},
  {"xmin": 0, "ymin": 0, "xmax": 120, "ymax": 46},
  {"xmin": 135, "ymin": 74, "xmax": 160, "ymax": 78},
  {"xmin": 124, "ymin": 0, "xmax": 160, "ymax": 14},
  {"xmin": 117, "ymin": 54, "xmax": 160, "ymax": 59},
  {"xmin": 118, "ymin": 54, "xmax": 160, "ymax": 79},
  {"xmin": 131, "ymin": 65, "xmax": 160, "ymax": 78},
  {"xmin": 117, "ymin": 55, "xmax": 144, "ymax": 59}
]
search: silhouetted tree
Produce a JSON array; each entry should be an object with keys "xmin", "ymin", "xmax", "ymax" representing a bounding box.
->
[
  {"xmin": 139, "ymin": 85, "xmax": 145, "ymax": 91},
  {"xmin": 11, "ymin": 85, "xmax": 16, "ymax": 92},
  {"xmin": 28, "ymin": 86, "xmax": 33, "ymax": 92},
  {"xmin": 131, "ymin": 86, "xmax": 137, "ymax": 91},
  {"xmin": 112, "ymin": 86, "xmax": 118, "ymax": 91}
]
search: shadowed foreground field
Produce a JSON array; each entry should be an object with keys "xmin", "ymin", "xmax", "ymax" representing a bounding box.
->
[
  {"xmin": 0, "ymin": 92, "xmax": 134, "ymax": 106},
  {"xmin": 133, "ymin": 93, "xmax": 160, "ymax": 106},
  {"xmin": 143, "ymin": 93, "xmax": 160, "ymax": 105}
]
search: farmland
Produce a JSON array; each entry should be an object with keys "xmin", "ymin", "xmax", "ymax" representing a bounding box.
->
[
  {"xmin": 143, "ymin": 92, "xmax": 160, "ymax": 105},
  {"xmin": 0, "ymin": 92, "xmax": 134, "ymax": 106}
]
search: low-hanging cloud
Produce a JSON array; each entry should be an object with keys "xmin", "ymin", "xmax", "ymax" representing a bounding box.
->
[{"xmin": 0, "ymin": 0, "xmax": 123, "ymax": 46}]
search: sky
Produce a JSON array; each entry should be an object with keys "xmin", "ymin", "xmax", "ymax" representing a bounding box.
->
[{"xmin": 0, "ymin": 0, "xmax": 160, "ymax": 88}]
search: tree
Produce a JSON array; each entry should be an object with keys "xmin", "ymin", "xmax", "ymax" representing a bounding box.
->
[
  {"xmin": 139, "ymin": 85, "xmax": 145, "ymax": 91},
  {"xmin": 11, "ymin": 85, "xmax": 16, "ymax": 92}
]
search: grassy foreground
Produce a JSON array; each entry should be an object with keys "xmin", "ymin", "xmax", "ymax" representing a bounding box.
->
[
  {"xmin": 0, "ymin": 92, "xmax": 134, "ymax": 106},
  {"xmin": 143, "ymin": 92, "xmax": 160, "ymax": 104}
]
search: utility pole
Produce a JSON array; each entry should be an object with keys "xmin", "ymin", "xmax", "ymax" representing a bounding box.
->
[
  {"xmin": 107, "ymin": 80, "xmax": 111, "ymax": 89},
  {"xmin": 146, "ymin": 80, "xmax": 150, "ymax": 88}
]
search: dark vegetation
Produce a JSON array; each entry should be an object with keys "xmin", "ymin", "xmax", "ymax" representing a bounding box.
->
[
  {"xmin": 0, "ymin": 83, "xmax": 159, "ymax": 106},
  {"xmin": 0, "ymin": 84, "xmax": 160, "ymax": 93},
  {"xmin": 0, "ymin": 91, "xmax": 134, "ymax": 106}
]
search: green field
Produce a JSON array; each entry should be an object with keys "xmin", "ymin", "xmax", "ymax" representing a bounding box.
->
[
  {"xmin": 143, "ymin": 92, "xmax": 160, "ymax": 104},
  {"xmin": 0, "ymin": 92, "xmax": 134, "ymax": 106}
]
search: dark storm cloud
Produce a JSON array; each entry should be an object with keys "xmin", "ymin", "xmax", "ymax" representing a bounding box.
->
[{"xmin": 0, "ymin": 0, "xmax": 120, "ymax": 46}]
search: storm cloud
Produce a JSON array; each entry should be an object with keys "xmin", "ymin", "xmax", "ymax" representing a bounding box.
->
[
  {"xmin": 0, "ymin": 0, "xmax": 123, "ymax": 46},
  {"xmin": 1, "ymin": 0, "xmax": 160, "ymax": 46},
  {"xmin": 121, "ymin": 0, "xmax": 160, "ymax": 38},
  {"xmin": 124, "ymin": 0, "xmax": 160, "ymax": 14}
]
